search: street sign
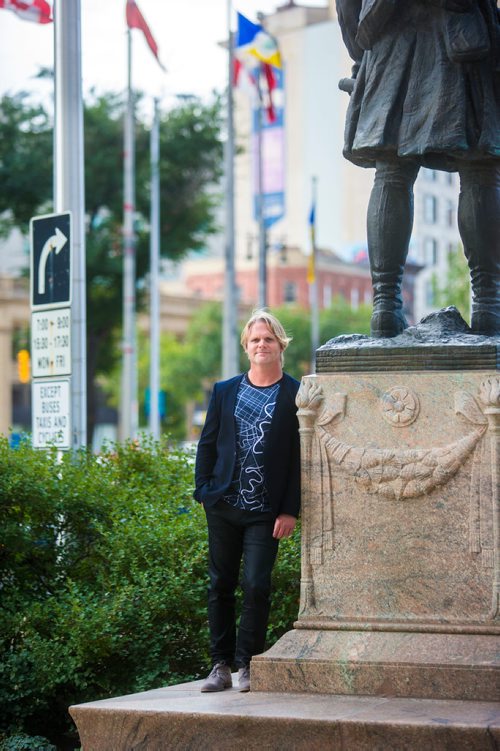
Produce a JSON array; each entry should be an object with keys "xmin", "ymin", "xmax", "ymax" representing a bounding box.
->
[
  {"xmin": 32, "ymin": 379, "xmax": 71, "ymax": 449},
  {"xmin": 31, "ymin": 308, "xmax": 72, "ymax": 378},
  {"xmin": 30, "ymin": 212, "xmax": 71, "ymax": 310}
]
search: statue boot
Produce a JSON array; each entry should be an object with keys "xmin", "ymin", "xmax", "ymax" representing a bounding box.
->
[
  {"xmin": 469, "ymin": 280, "xmax": 500, "ymax": 337},
  {"xmin": 367, "ymin": 161, "xmax": 418, "ymax": 338},
  {"xmin": 370, "ymin": 267, "xmax": 408, "ymax": 338},
  {"xmin": 465, "ymin": 230, "xmax": 500, "ymax": 337},
  {"xmin": 459, "ymin": 163, "xmax": 500, "ymax": 337}
]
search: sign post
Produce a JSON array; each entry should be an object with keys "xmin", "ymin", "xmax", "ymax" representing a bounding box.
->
[
  {"xmin": 53, "ymin": 0, "xmax": 87, "ymax": 450},
  {"xmin": 30, "ymin": 212, "xmax": 72, "ymax": 450}
]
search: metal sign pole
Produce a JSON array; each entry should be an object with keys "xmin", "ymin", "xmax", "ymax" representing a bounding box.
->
[
  {"xmin": 120, "ymin": 28, "xmax": 138, "ymax": 441},
  {"xmin": 256, "ymin": 69, "xmax": 267, "ymax": 309},
  {"xmin": 222, "ymin": 1, "xmax": 239, "ymax": 379},
  {"xmin": 149, "ymin": 98, "xmax": 161, "ymax": 439},
  {"xmin": 53, "ymin": 0, "xmax": 87, "ymax": 449}
]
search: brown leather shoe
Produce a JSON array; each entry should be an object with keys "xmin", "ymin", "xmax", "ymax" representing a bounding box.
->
[{"xmin": 200, "ymin": 662, "xmax": 232, "ymax": 693}]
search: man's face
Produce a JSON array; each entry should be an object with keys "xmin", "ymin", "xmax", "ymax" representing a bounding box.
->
[{"xmin": 245, "ymin": 321, "xmax": 282, "ymax": 367}]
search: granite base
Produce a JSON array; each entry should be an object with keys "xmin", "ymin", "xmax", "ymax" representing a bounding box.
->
[{"xmin": 69, "ymin": 676, "xmax": 500, "ymax": 751}]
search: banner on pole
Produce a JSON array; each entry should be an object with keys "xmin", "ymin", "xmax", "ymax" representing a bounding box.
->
[{"xmin": 252, "ymin": 66, "xmax": 285, "ymax": 229}]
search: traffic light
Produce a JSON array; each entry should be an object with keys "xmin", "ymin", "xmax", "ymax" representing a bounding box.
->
[{"xmin": 17, "ymin": 349, "xmax": 31, "ymax": 384}]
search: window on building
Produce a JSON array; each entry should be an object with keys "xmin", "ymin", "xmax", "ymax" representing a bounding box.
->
[
  {"xmin": 423, "ymin": 194, "xmax": 438, "ymax": 224},
  {"xmin": 364, "ymin": 288, "xmax": 372, "ymax": 304},
  {"xmin": 446, "ymin": 172, "xmax": 455, "ymax": 186},
  {"xmin": 283, "ymin": 281, "xmax": 297, "ymax": 304},
  {"xmin": 424, "ymin": 237, "xmax": 438, "ymax": 266},
  {"xmin": 350, "ymin": 287, "xmax": 359, "ymax": 310},
  {"xmin": 422, "ymin": 168, "xmax": 437, "ymax": 181}
]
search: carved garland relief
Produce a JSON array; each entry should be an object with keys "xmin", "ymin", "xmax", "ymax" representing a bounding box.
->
[{"xmin": 296, "ymin": 376, "xmax": 500, "ymax": 619}]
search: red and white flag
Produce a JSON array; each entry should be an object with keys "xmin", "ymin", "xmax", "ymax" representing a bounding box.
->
[
  {"xmin": 126, "ymin": 0, "xmax": 165, "ymax": 71},
  {"xmin": 0, "ymin": 0, "xmax": 52, "ymax": 24}
]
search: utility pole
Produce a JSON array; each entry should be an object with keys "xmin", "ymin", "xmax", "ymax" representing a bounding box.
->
[
  {"xmin": 256, "ymin": 71, "xmax": 267, "ymax": 309},
  {"xmin": 53, "ymin": 0, "xmax": 87, "ymax": 449},
  {"xmin": 120, "ymin": 28, "xmax": 138, "ymax": 441},
  {"xmin": 222, "ymin": 0, "xmax": 239, "ymax": 379},
  {"xmin": 149, "ymin": 98, "xmax": 161, "ymax": 438}
]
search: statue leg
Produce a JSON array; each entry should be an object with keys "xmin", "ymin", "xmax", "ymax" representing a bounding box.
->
[
  {"xmin": 367, "ymin": 160, "xmax": 420, "ymax": 338},
  {"xmin": 457, "ymin": 161, "xmax": 500, "ymax": 336}
]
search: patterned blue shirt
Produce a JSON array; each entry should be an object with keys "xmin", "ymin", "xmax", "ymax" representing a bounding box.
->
[{"xmin": 224, "ymin": 375, "xmax": 281, "ymax": 512}]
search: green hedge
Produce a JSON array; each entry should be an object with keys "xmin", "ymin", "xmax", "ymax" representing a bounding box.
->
[{"xmin": 0, "ymin": 436, "xmax": 300, "ymax": 749}]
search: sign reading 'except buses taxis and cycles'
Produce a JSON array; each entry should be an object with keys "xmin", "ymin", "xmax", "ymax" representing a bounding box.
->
[
  {"xmin": 31, "ymin": 308, "xmax": 71, "ymax": 378},
  {"xmin": 32, "ymin": 379, "xmax": 71, "ymax": 450}
]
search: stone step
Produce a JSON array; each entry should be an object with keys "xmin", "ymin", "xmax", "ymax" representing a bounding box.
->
[{"xmin": 70, "ymin": 676, "xmax": 500, "ymax": 750}]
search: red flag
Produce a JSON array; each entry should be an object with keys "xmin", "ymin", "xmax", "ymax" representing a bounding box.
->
[
  {"xmin": 262, "ymin": 63, "xmax": 277, "ymax": 123},
  {"xmin": 0, "ymin": 0, "xmax": 52, "ymax": 24},
  {"xmin": 233, "ymin": 57, "xmax": 257, "ymax": 89},
  {"xmin": 126, "ymin": 0, "xmax": 165, "ymax": 71}
]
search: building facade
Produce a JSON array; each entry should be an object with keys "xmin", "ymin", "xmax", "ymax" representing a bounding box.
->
[{"xmin": 184, "ymin": 246, "xmax": 372, "ymax": 309}]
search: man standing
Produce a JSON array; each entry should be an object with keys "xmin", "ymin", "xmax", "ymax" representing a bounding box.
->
[{"xmin": 194, "ymin": 310, "xmax": 300, "ymax": 693}]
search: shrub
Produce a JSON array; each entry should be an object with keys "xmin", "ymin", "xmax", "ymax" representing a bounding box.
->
[
  {"xmin": 0, "ymin": 436, "xmax": 208, "ymax": 745},
  {"xmin": 0, "ymin": 436, "xmax": 300, "ymax": 749},
  {"xmin": 0, "ymin": 734, "xmax": 56, "ymax": 751}
]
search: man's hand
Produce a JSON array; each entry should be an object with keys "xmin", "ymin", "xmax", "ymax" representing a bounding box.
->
[{"xmin": 273, "ymin": 514, "xmax": 297, "ymax": 539}]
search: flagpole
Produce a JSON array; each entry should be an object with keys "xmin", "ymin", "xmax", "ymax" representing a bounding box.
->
[
  {"xmin": 309, "ymin": 175, "xmax": 319, "ymax": 373},
  {"xmin": 53, "ymin": 0, "xmax": 87, "ymax": 449},
  {"xmin": 120, "ymin": 27, "xmax": 138, "ymax": 441},
  {"xmin": 149, "ymin": 98, "xmax": 161, "ymax": 439},
  {"xmin": 222, "ymin": 0, "xmax": 239, "ymax": 380},
  {"xmin": 256, "ymin": 67, "xmax": 267, "ymax": 309}
]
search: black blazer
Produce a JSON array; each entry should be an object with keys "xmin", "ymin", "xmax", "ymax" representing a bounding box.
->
[{"xmin": 194, "ymin": 372, "xmax": 301, "ymax": 518}]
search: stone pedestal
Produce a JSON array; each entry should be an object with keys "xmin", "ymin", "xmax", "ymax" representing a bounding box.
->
[
  {"xmin": 70, "ymin": 312, "xmax": 500, "ymax": 749},
  {"xmin": 253, "ymin": 315, "xmax": 500, "ymax": 701},
  {"xmin": 69, "ymin": 679, "xmax": 500, "ymax": 751}
]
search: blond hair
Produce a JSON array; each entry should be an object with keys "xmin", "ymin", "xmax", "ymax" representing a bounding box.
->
[{"xmin": 240, "ymin": 309, "xmax": 292, "ymax": 365}]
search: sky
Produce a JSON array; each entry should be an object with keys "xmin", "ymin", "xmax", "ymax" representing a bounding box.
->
[{"xmin": 0, "ymin": 0, "xmax": 321, "ymax": 115}]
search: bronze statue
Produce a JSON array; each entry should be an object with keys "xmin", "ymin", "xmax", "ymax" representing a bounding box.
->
[{"xmin": 336, "ymin": 0, "xmax": 500, "ymax": 337}]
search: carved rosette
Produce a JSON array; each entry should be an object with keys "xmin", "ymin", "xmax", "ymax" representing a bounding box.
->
[{"xmin": 381, "ymin": 386, "xmax": 420, "ymax": 427}]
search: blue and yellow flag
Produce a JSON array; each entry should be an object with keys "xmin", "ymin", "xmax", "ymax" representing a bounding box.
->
[{"xmin": 236, "ymin": 12, "xmax": 282, "ymax": 69}]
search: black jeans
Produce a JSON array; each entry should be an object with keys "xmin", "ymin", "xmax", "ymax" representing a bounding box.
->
[{"xmin": 204, "ymin": 500, "xmax": 279, "ymax": 669}]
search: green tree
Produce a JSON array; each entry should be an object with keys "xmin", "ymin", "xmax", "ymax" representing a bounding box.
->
[
  {"xmin": 271, "ymin": 299, "xmax": 372, "ymax": 380},
  {"xmin": 0, "ymin": 93, "xmax": 52, "ymax": 236},
  {"xmin": 0, "ymin": 90, "xmax": 223, "ymax": 442},
  {"xmin": 123, "ymin": 301, "xmax": 226, "ymax": 438}
]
